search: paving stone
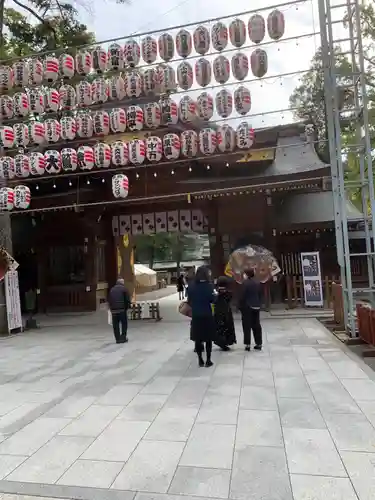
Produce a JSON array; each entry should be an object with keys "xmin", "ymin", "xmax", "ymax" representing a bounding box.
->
[
  {"xmin": 278, "ymin": 398, "xmax": 326, "ymax": 429},
  {"xmin": 144, "ymin": 407, "xmax": 197, "ymax": 442},
  {"xmin": 240, "ymin": 386, "xmax": 278, "ymax": 410},
  {"xmin": 0, "ymin": 455, "xmax": 27, "ymax": 480},
  {"xmin": 169, "ymin": 466, "xmax": 231, "ymax": 499},
  {"xmin": 196, "ymin": 395, "xmax": 239, "ymax": 425},
  {"xmin": 341, "ymin": 450, "xmax": 375, "ymax": 500},
  {"xmin": 59, "ymin": 405, "xmax": 122, "ymax": 437},
  {"xmin": 290, "ymin": 474, "xmax": 359, "ymax": 500},
  {"xmin": 324, "ymin": 413, "xmax": 375, "ymax": 452},
  {"xmin": 116, "ymin": 394, "xmax": 168, "ymax": 422},
  {"xmin": 236, "ymin": 410, "xmax": 283, "ymax": 448},
  {"xmin": 58, "ymin": 460, "xmax": 124, "ymax": 488}
]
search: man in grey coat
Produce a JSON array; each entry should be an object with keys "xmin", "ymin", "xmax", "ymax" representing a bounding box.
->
[{"xmin": 108, "ymin": 278, "xmax": 131, "ymax": 343}]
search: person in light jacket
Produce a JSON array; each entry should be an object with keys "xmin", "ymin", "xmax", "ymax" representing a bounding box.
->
[
  {"xmin": 238, "ymin": 268, "xmax": 263, "ymax": 351},
  {"xmin": 108, "ymin": 278, "xmax": 131, "ymax": 344}
]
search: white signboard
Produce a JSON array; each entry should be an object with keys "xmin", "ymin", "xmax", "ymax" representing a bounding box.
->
[
  {"xmin": 301, "ymin": 251, "xmax": 323, "ymax": 307},
  {"xmin": 5, "ymin": 270, "xmax": 22, "ymax": 333}
]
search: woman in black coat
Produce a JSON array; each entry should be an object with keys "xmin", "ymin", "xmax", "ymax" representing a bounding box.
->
[
  {"xmin": 177, "ymin": 274, "xmax": 185, "ymax": 300},
  {"xmin": 214, "ymin": 276, "xmax": 236, "ymax": 351}
]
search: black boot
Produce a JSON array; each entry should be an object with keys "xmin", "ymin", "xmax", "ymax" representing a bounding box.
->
[{"xmin": 198, "ymin": 353, "xmax": 204, "ymax": 367}]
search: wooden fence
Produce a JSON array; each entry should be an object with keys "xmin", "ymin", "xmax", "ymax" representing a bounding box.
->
[{"xmin": 284, "ymin": 275, "xmax": 340, "ymax": 309}]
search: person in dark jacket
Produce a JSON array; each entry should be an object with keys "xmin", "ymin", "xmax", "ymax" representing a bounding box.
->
[
  {"xmin": 177, "ymin": 274, "xmax": 185, "ymax": 300},
  {"xmin": 187, "ymin": 266, "xmax": 216, "ymax": 367},
  {"xmin": 214, "ymin": 276, "xmax": 236, "ymax": 351},
  {"xmin": 239, "ymin": 268, "xmax": 263, "ymax": 351},
  {"xmin": 108, "ymin": 278, "xmax": 131, "ymax": 344}
]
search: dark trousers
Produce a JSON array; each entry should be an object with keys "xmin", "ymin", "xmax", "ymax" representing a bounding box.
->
[
  {"xmin": 241, "ymin": 308, "xmax": 262, "ymax": 346},
  {"xmin": 112, "ymin": 310, "xmax": 128, "ymax": 342},
  {"xmin": 195, "ymin": 340, "xmax": 212, "ymax": 361},
  {"xmin": 178, "ymin": 291, "xmax": 184, "ymax": 300}
]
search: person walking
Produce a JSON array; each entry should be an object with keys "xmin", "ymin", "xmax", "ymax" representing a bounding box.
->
[
  {"xmin": 214, "ymin": 276, "xmax": 236, "ymax": 351},
  {"xmin": 177, "ymin": 273, "xmax": 185, "ymax": 300},
  {"xmin": 187, "ymin": 266, "xmax": 216, "ymax": 367},
  {"xmin": 239, "ymin": 268, "xmax": 263, "ymax": 351},
  {"xmin": 108, "ymin": 278, "xmax": 131, "ymax": 344}
]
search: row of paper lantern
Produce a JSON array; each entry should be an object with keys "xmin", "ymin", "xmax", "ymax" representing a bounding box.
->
[
  {"xmin": 0, "ymin": 124, "xmax": 254, "ymax": 178},
  {"xmin": 0, "ymin": 186, "xmax": 30, "ymax": 210}
]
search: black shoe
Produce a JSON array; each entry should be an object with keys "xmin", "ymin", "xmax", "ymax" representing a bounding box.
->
[
  {"xmin": 254, "ymin": 345, "xmax": 262, "ymax": 351},
  {"xmin": 118, "ymin": 337, "xmax": 128, "ymax": 344},
  {"xmin": 245, "ymin": 345, "xmax": 251, "ymax": 352},
  {"xmin": 198, "ymin": 358, "xmax": 205, "ymax": 367},
  {"xmin": 221, "ymin": 346, "xmax": 230, "ymax": 352},
  {"xmin": 205, "ymin": 360, "xmax": 214, "ymax": 367}
]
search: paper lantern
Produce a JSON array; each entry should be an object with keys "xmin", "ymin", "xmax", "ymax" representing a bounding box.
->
[
  {"xmin": 92, "ymin": 47, "xmax": 108, "ymax": 73},
  {"xmin": 216, "ymin": 89, "xmax": 233, "ymax": 118},
  {"xmin": 0, "ymin": 188, "xmax": 14, "ymax": 211},
  {"xmin": 158, "ymin": 33, "xmax": 174, "ymax": 62},
  {"xmin": 248, "ymin": 14, "xmax": 265, "ymax": 44},
  {"xmin": 236, "ymin": 122, "xmax": 255, "ymax": 149},
  {"xmin": 59, "ymin": 53, "xmax": 75, "ymax": 79},
  {"xmin": 176, "ymin": 29, "xmax": 192, "ymax": 58},
  {"xmin": 44, "ymin": 119, "xmax": 61, "ymax": 143},
  {"xmin": 232, "ymin": 52, "xmax": 249, "ymax": 81},
  {"xmin": 163, "ymin": 133, "xmax": 180, "ymax": 160},
  {"xmin": 267, "ymin": 9, "xmax": 285, "ymax": 40},
  {"xmin": 229, "ymin": 18, "xmax": 246, "ymax": 48},
  {"xmin": 0, "ymin": 125, "xmax": 15, "ymax": 148},
  {"xmin": 29, "ymin": 89, "xmax": 45, "ymax": 114},
  {"xmin": 0, "ymin": 157, "xmax": 15, "ymax": 179},
  {"xmin": 197, "ymin": 92, "xmax": 214, "ymax": 120},
  {"xmin": 163, "ymin": 65, "xmax": 176, "ymax": 92},
  {"xmin": 112, "ymin": 174, "xmax": 129, "ymax": 199},
  {"xmin": 234, "ymin": 86, "xmax": 251, "ymax": 115},
  {"xmin": 251, "ymin": 49, "xmax": 268, "ymax": 78},
  {"xmin": 193, "ymin": 26, "xmax": 210, "ymax": 55},
  {"xmin": 44, "ymin": 56, "xmax": 59, "ymax": 82},
  {"xmin": 142, "ymin": 36, "xmax": 158, "ymax": 64},
  {"xmin": 108, "ymin": 43, "xmax": 124, "ymax": 70},
  {"xmin": 77, "ymin": 145, "xmax": 95, "ymax": 170},
  {"xmin": 44, "ymin": 150, "xmax": 62, "ymax": 174},
  {"xmin": 0, "ymin": 95, "xmax": 14, "ymax": 119},
  {"xmin": 92, "ymin": 78, "xmax": 108, "ymax": 104},
  {"xmin": 123, "ymin": 40, "xmax": 140, "ymax": 67},
  {"xmin": 144, "ymin": 102, "xmax": 161, "ymax": 128},
  {"xmin": 76, "ymin": 81, "xmax": 92, "ymax": 107},
  {"xmin": 177, "ymin": 61, "xmax": 194, "ymax": 90},
  {"xmin": 199, "ymin": 128, "xmax": 217, "ymax": 155},
  {"xmin": 59, "ymin": 84, "xmax": 76, "ymax": 110},
  {"xmin": 211, "ymin": 22, "xmax": 228, "ymax": 52},
  {"xmin": 94, "ymin": 143, "xmax": 111, "ymax": 168},
  {"xmin": 12, "ymin": 61, "xmax": 29, "ymax": 87},
  {"xmin": 159, "ymin": 97, "xmax": 178, "ymax": 125},
  {"xmin": 128, "ymin": 139, "xmax": 146, "ymax": 165},
  {"xmin": 14, "ymin": 154, "xmax": 30, "ymax": 178},
  {"xmin": 146, "ymin": 136, "xmax": 163, "ymax": 162},
  {"xmin": 110, "ymin": 108, "xmax": 127, "ymax": 133},
  {"xmin": 93, "ymin": 110, "xmax": 110, "ymax": 136},
  {"xmin": 29, "ymin": 152, "xmax": 45, "ymax": 175},
  {"xmin": 29, "ymin": 59, "xmax": 43, "ymax": 85},
  {"xmin": 154, "ymin": 66, "xmax": 166, "ymax": 94},
  {"xmin": 45, "ymin": 89, "xmax": 60, "ymax": 113},
  {"xmin": 13, "ymin": 92, "xmax": 29, "ymax": 117},
  {"xmin": 13, "ymin": 123, "xmax": 30, "ymax": 147},
  {"xmin": 14, "ymin": 185, "xmax": 31, "ymax": 210},
  {"xmin": 29, "ymin": 122, "xmax": 45, "ymax": 145},
  {"xmin": 111, "ymin": 141, "xmax": 129, "ymax": 166},
  {"xmin": 76, "ymin": 113, "xmax": 93, "ymax": 138},
  {"xmin": 195, "ymin": 58, "xmax": 211, "ymax": 88},
  {"xmin": 179, "ymin": 95, "xmax": 197, "ymax": 123},
  {"xmin": 143, "ymin": 68, "xmax": 156, "ymax": 95},
  {"xmin": 108, "ymin": 75, "xmax": 125, "ymax": 101},
  {"xmin": 126, "ymin": 105, "xmax": 144, "ymax": 131},
  {"xmin": 125, "ymin": 71, "xmax": 142, "ymax": 98},
  {"xmin": 217, "ymin": 124, "xmax": 236, "ymax": 152},
  {"xmin": 213, "ymin": 55, "xmax": 230, "ymax": 84},
  {"xmin": 61, "ymin": 148, "xmax": 78, "ymax": 171},
  {"xmin": 0, "ymin": 66, "xmax": 13, "ymax": 92},
  {"xmin": 181, "ymin": 130, "xmax": 198, "ymax": 157},
  {"xmin": 75, "ymin": 51, "xmax": 92, "ymax": 75},
  {"xmin": 60, "ymin": 116, "xmax": 77, "ymax": 141}
]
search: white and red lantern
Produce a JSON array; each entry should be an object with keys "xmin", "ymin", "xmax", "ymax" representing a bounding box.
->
[
  {"xmin": 13, "ymin": 92, "xmax": 29, "ymax": 117},
  {"xmin": 179, "ymin": 95, "xmax": 197, "ymax": 122},
  {"xmin": 0, "ymin": 157, "xmax": 15, "ymax": 179},
  {"xmin": 154, "ymin": 66, "xmax": 166, "ymax": 94},
  {"xmin": 92, "ymin": 47, "xmax": 108, "ymax": 73},
  {"xmin": 143, "ymin": 68, "xmax": 156, "ymax": 95},
  {"xmin": 213, "ymin": 55, "xmax": 230, "ymax": 84},
  {"xmin": 61, "ymin": 148, "xmax": 78, "ymax": 171},
  {"xmin": 59, "ymin": 53, "xmax": 75, "ymax": 79},
  {"xmin": 163, "ymin": 65, "xmax": 176, "ymax": 92},
  {"xmin": 199, "ymin": 128, "xmax": 217, "ymax": 155},
  {"xmin": 13, "ymin": 123, "xmax": 29, "ymax": 147},
  {"xmin": 0, "ymin": 95, "xmax": 14, "ymax": 119},
  {"xmin": 75, "ymin": 51, "xmax": 92, "ymax": 75},
  {"xmin": 193, "ymin": 25, "xmax": 210, "ymax": 55},
  {"xmin": 197, "ymin": 92, "xmax": 214, "ymax": 120},
  {"xmin": 123, "ymin": 39, "xmax": 140, "ymax": 67},
  {"xmin": 251, "ymin": 49, "xmax": 268, "ymax": 78},
  {"xmin": 44, "ymin": 150, "xmax": 62, "ymax": 174},
  {"xmin": 229, "ymin": 18, "xmax": 246, "ymax": 48},
  {"xmin": 181, "ymin": 130, "xmax": 198, "ymax": 157},
  {"xmin": 217, "ymin": 124, "xmax": 236, "ymax": 152},
  {"xmin": 108, "ymin": 43, "xmax": 124, "ymax": 70},
  {"xmin": 108, "ymin": 75, "xmax": 125, "ymax": 101},
  {"xmin": 144, "ymin": 102, "xmax": 161, "ymax": 128},
  {"xmin": 195, "ymin": 58, "xmax": 212, "ymax": 88},
  {"xmin": 93, "ymin": 110, "xmax": 110, "ymax": 136},
  {"xmin": 141, "ymin": 36, "xmax": 158, "ymax": 64},
  {"xmin": 267, "ymin": 9, "xmax": 285, "ymax": 40},
  {"xmin": 111, "ymin": 141, "xmax": 128, "ymax": 166},
  {"xmin": 110, "ymin": 107, "xmax": 127, "ymax": 133},
  {"xmin": 126, "ymin": 105, "xmax": 144, "ymax": 131},
  {"xmin": 44, "ymin": 56, "xmax": 59, "ymax": 82},
  {"xmin": 0, "ymin": 125, "xmax": 15, "ymax": 148},
  {"xmin": 29, "ymin": 122, "xmax": 45, "ymax": 145},
  {"xmin": 14, "ymin": 154, "xmax": 30, "ymax": 178},
  {"xmin": 14, "ymin": 185, "xmax": 31, "ymax": 210},
  {"xmin": 45, "ymin": 88, "xmax": 60, "ymax": 113},
  {"xmin": 12, "ymin": 61, "xmax": 28, "ymax": 87},
  {"xmin": 59, "ymin": 84, "xmax": 76, "ymax": 110},
  {"xmin": 128, "ymin": 139, "xmax": 146, "ymax": 165},
  {"xmin": 76, "ymin": 113, "xmax": 93, "ymax": 138},
  {"xmin": 44, "ymin": 119, "xmax": 61, "ymax": 143},
  {"xmin": 211, "ymin": 22, "xmax": 228, "ymax": 52},
  {"xmin": 0, "ymin": 66, "xmax": 13, "ymax": 92},
  {"xmin": 92, "ymin": 78, "xmax": 108, "ymax": 104},
  {"xmin": 234, "ymin": 86, "xmax": 251, "ymax": 115},
  {"xmin": 125, "ymin": 71, "xmax": 142, "ymax": 98},
  {"xmin": 236, "ymin": 121, "xmax": 255, "ymax": 149},
  {"xmin": 231, "ymin": 52, "xmax": 249, "ymax": 81},
  {"xmin": 112, "ymin": 174, "xmax": 129, "ymax": 199},
  {"xmin": 176, "ymin": 29, "xmax": 192, "ymax": 58},
  {"xmin": 216, "ymin": 88, "xmax": 233, "ymax": 118},
  {"xmin": 146, "ymin": 136, "xmax": 163, "ymax": 162},
  {"xmin": 158, "ymin": 33, "xmax": 174, "ymax": 62},
  {"xmin": 177, "ymin": 61, "xmax": 194, "ymax": 90},
  {"xmin": 29, "ymin": 59, "xmax": 43, "ymax": 85},
  {"xmin": 77, "ymin": 145, "xmax": 94, "ymax": 170},
  {"xmin": 29, "ymin": 152, "xmax": 45, "ymax": 175},
  {"xmin": 60, "ymin": 116, "xmax": 77, "ymax": 141},
  {"xmin": 0, "ymin": 188, "xmax": 14, "ymax": 211},
  {"xmin": 248, "ymin": 14, "xmax": 265, "ymax": 44},
  {"xmin": 76, "ymin": 81, "xmax": 92, "ymax": 107},
  {"xmin": 94, "ymin": 143, "xmax": 111, "ymax": 168},
  {"xmin": 29, "ymin": 89, "xmax": 44, "ymax": 114},
  {"xmin": 163, "ymin": 133, "xmax": 180, "ymax": 160},
  {"xmin": 159, "ymin": 97, "xmax": 178, "ymax": 126}
]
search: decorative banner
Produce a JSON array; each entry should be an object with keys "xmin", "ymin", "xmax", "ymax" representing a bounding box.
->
[
  {"xmin": 225, "ymin": 244, "xmax": 280, "ymax": 283},
  {"xmin": 0, "ymin": 246, "xmax": 19, "ymax": 281},
  {"xmin": 301, "ymin": 251, "xmax": 323, "ymax": 307},
  {"xmin": 5, "ymin": 269, "xmax": 22, "ymax": 333}
]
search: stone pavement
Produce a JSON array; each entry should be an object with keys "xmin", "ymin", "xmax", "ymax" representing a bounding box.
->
[{"xmin": 0, "ymin": 294, "xmax": 375, "ymax": 500}]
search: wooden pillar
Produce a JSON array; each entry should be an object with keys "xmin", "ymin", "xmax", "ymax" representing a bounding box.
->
[
  {"xmin": 105, "ymin": 214, "xmax": 117, "ymax": 289},
  {"xmin": 264, "ymin": 192, "xmax": 278, "ymax": 254},
  {"xmin": 205, "ymin": 200, "xmax": 224, "ymax": 278},
  {"xmin": 82, "ymin": 219, "xmax": 97, "ymax": 311},
  {"xmin": 116, "ymin": 232, "xmax": 135, "ymax": 299}
]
